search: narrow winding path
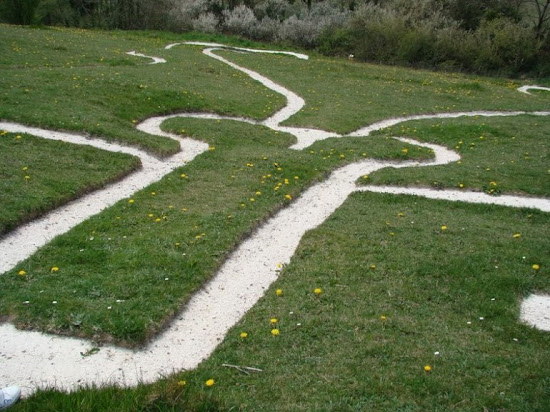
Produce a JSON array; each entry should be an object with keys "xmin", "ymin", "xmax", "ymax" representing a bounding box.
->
[{"xmin": 1, "ymin": 43, "xmax": 549, "ymax": 395}]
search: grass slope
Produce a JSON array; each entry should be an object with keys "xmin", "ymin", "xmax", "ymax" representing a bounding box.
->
[{"xmin": 0, "ymin": 24, "xmax": 548, "ymax": 411}]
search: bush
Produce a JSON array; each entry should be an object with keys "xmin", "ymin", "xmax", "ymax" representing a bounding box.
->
[
  {"xmin": 318, "ymin": 27, "xmax": 355, "ymax": 57},
  {"xmin": 192, "ymin": 12, "xmax": 219, "ymax": 34},
  {"xmin": 349, "ymin": 4, "xmax": 408, "ymax": 63},
  {"xmin": 396, "ymin": 26, "xmax": 436, "ymax": 66},
  {"xmin": 251, "ymin": 16, "xmax": 279, "ymax": 42},
  {"xmin": 172, "ymin": 0, "xmax": 214, "ymax": 31},
  {"xmin": 470, "ymin": 18, "xmax": 539, "ymax": 75},
  {"xmin": 253, "ymin": 0, "xmax": 293, "ymax": 22},
  {"xmin": 277, "ymin": 2, "xmax": 349, "ymax": 48},
  {"xmin": 223, "ymin": 5, "xmax": 257, "ymax": 36},
  {"xmin": 35, "ymin": 0, "xmax": 76, "ymax": 26}
]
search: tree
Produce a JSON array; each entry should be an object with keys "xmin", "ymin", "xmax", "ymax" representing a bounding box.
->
[
  {"xmin": 532, "ymin": 0, "xmax": 550, "ymax": 38},
  {"xmin": 0, "ymin": 0, "xmax": 41, "ymax": 24}
]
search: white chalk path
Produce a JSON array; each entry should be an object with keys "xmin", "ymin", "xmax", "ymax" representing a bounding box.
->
[
  {"xmin": 1, "ymin": 43, "xmax": 549, "ymax": 396},
  {"xmin": 126, "ymin": 51, "xmax": 166, "ymax": 64},
  {"xmin": 518, "ymin": 85, "xmax": 550, "ymax": 95}
]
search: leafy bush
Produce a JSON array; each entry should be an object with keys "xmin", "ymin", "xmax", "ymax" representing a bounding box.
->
[
  {"xmin": 349, "ymin": 4, "xmax": 407, "ymax": 63},
  {"xmin": 35, "ymin": 0, "xmax": 76, "ymax": 26},
  {"xmin": 253, "ymin": 0, "xmax": 293, "ymax": 22},
  {"xmin": 192, "ymin": 12, "xmax": 219, "ymax": 34},
  {"xmin": 223, "ymin": 5, "xmax": 257, "ymax": 36},
  {"xmin": 318, "ymin": 27, "xmax": 355, "ymax": 57},
  {"xmin": 277, "ymin": 2, "xmax": 349, "ymax": 48},
  {"xmin": 473, "ymin": 18, "xmax": 539, "ymax": 74}
]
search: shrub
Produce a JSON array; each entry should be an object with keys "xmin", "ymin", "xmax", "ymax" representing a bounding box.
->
[
  {"xmin": 349, "ymin": 4, "xmax": 408, "ymax": 63},
  {"xmin": 253, "ymin": 0, "xmax": 293, "ymax": 22},
  {"xmin": 318, "ymin": 27, "xmax": 355, "ymax": 57},
  {"xmin": 277, "ymin": 2, "xmax": 349, "ymax": 48},
  {"xmin": 251, "ymin": 16, "xmax": 279, "ymax": 42},
  {"xmin": 36, "ymin": 0, "xmax": 76, "ymax": 26},
  {"xmin": 396, "ymin": 26, "xmax": 436, "ymax": 66},
  {"xmin": 223, "ymin": 5, "xmax": 257, "ymax": 36},
  {"xmin": 473, "ymin": 18, "xmax": 539, "ymax": 74},
  {"xmin": 192, "ymin": 12, "xmax": 219, "ymax": 34},
  {"xmin": 172, "ymin": 0, "xmax": 214, "ymax": 31}
]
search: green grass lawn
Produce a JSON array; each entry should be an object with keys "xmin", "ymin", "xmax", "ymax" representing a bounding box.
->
[
  {"xmin": 1, "ymin": 24, "xmax": 549, "ymax": 411},
  {"xmin": 365, "ymin": 115, "xmax": 550, "ymax": 196},
  {"xmin": 0, "ymin": 131, "xmax": 140, "ymax": 235}
]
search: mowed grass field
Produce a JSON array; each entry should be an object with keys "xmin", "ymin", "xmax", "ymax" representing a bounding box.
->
[{"xmin": 1, "ymin": 24, "xmax": 549, "ymax": 411}]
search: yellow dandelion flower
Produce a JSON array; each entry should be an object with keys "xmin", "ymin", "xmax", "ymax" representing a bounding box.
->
[
  {"xmin": 380, "ymin": 315, "xmax": 387, "ymax": 321},
  {"xmin": 276, "ymin": 289, "xmax": 283, "ymax": 296},
  {"xmin": 424, "ymin": 365, "xmax": 432, "ymax": 372},
  {"xmin": 256, "ymin": 191, "xmax": 261, "ymax": 195},
  {"xmin": 271, "ymin": 329, "xmax": 280, "ymax": 336},
  {"xmin": 51, "ymin": 266, "xmax": 59, "ymax": 272},
  {"xmin": 24, "ymin": 175, "xmax": 31, "ymax": 180},
  {"xmin": 532, "ymin": 264, "xmax": 540, "ymax": 270},
  {"xmin": 177, "ymin": 380, "xmax": 186, "ymax": 387},
  {"xmin": 285, "ymin": 194, "xmax": 292, "ymax": 200},
  {"xmin": 458, "ymin": 183, "xmax": 464, "ymax": 188},
  {"xmin": 240, "ymin": 332, "xmax": 248, "ymax": 339},
  {"xmin": 314, "ymin": 287, "xmax": 323, "ymax": 295},
  {"xmin": 128, "ymin": 199, "xmax": 135, "ymax": 204},
  {"xmin": 513, "ymin": 233, "xmax": 521, "ymax": 238},
  {"xmin": 208, "ymin": 146, "xmax": 215, "ymax": 151},
  {"xmin": 205, "ymin": 379, "xmax": 215, "ymax": 387},
  {"xmin": 370, "ymin": 264, "xmax": 376, "ymax": 270},
  {"xmin": 270, "ymin": 318, "xmax": 278, "ymax": 324},
  {"xmin": 250, "ymin": 198, "xmax": 255, "ymax": 202},
  {"xmin": 441, "ymin": 225, "xmax": 448, "ymax": 231},
  {"xmin": 18, "ymin": 270, "xmax": 26, "ymax": 276},
  {"xmin": 362, "ymin": 175, "xmax": 369, "ymax": 180},
  {"xmin": 16, "ymin": 135, "xmax": 22, "ymax": 139},
  {"xmin": 401, "ymin": 148, "xmax": 409, "ymax": 154},
  {"xmin": 148, "ymin": 213, "xmax": 154, "ymax": 218},
  {"xmin": 180, "ymin": 173, "xmax": 188, "ymax": 179}
]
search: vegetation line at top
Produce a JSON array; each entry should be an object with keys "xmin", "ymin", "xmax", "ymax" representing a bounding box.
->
[{"xmin": 2, "ymin": 0, "xmax": 550, "ymax": 77}]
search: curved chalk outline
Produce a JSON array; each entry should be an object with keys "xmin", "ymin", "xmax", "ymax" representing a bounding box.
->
[
  {"xmin": 1, "ymin": 44, "xmax": 549, "ymax": 396},
  {"xmin": 126, "ymin": 51, "xmax": 166, "ymax": 64}
]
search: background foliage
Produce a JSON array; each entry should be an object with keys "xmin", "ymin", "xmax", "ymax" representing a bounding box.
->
[{"xmin": 1, "ymin": 0, "xmax": 550, "ymax": 76}]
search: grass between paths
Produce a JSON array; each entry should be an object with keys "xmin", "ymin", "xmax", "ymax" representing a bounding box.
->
[
  {"xmin": 364, "ymin": 115, "xmax": 550, "ymax": 197},
  {"xmin": 1, "ymin": 25, "xmax": 549, "ymax": 411},
  {"xmin": 0, "ymin": 25, "xmax": 286, "ymax": 157},
  {"xmin": 13, "ymin": 194, "xmax": 550, "ymax": 411},
  {"xmin": 0, "ymin": 131, "xmax": 140, "ymax": 235},
  {"xmin": 0, "ymin": 119, "xmax": 431, "ymax": 345},
  {"xmin": 219, "ymin": 50, "xmax": 550, "ymax": 134}
]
